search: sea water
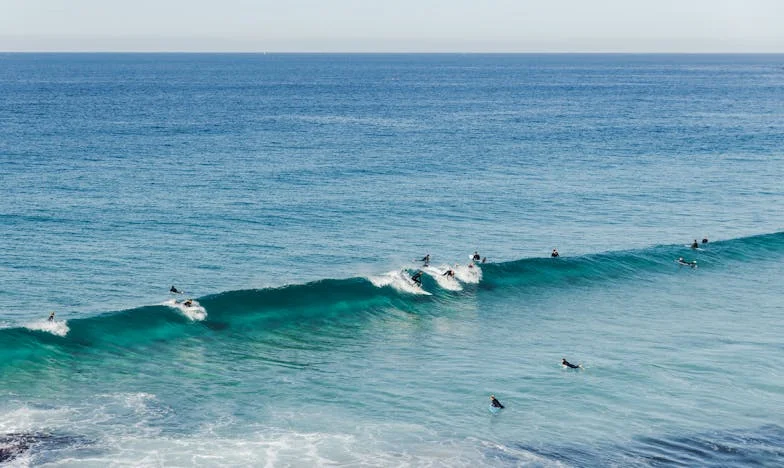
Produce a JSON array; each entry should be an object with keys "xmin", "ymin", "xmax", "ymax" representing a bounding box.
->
[{"xmin": 1, "ymin": 54, "xmax": 783, "ymax": 466}]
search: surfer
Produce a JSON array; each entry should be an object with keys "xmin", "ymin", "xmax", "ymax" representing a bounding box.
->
[
  {"xmin": 410, "ymin": 271, "xmax": 423, "ymax": 286},
  {"xmin": 702, "ymin": 237, "xmax": 708, "ymax": 244},
  {"xmin": 677, "ymin": 257, "xmax": 697, "ymax": 268},
  {"xmin": 48, "ymin": 311, "xmax": 55, "ymax": 322},
  {"xmin": 183, "ymin": 299, "xmax": 193, "ymax": 307},
  {"xmin": 691, "ymin": 240, "xmax": 699, "ymax": 249},
  {"xmin": 551, "ymin": 248, "xmax": 559, "ymax": 258},
  {"xmin": 490, "ymin": 395, "xmax": 504, "ymax": 409},
  {"xmin": 421, "ymin": 254, "xmax": 430, "ymax": 266},
  {"xmin": 170, "ymin": 286, "xmax": 182, "ymax": 294},
  {"xmin": 472, "ymin": 251, "xmax": 481, "ymax": 262},
  {"xmin": 443, "ymin": 269, "xmax": 455, "ymax": 278},
  {"xmin": 562, "ymin": 358, "xmax": 581, "ymax": 369},
  {"xmin": 481, "ymin": 257, "xmax": 486, "ymax": 264}
]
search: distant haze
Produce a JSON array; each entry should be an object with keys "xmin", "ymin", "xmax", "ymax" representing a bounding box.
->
[{"xmin": 2, "ymin": 0, "xmax": 783, "ymax": 52}]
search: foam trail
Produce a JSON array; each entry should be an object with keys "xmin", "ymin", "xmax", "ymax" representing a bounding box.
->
[
  {"xmin": 422, "ymin": 266, "xmax": 463, "ymax": 291},
  {"xmin": 368, "ymin": 271, "xmax": 432, "ymax": 295},
  {"xmin": 24, "ymin": 320, "xmax": 69, "ymax": 337},
  {"xmin": 162, "ymin": 299, "xmax": 207, "ymax": 321}
]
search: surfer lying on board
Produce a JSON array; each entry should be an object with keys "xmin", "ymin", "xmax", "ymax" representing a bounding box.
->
[
  {"xmin": 410, "ymin": 271, "xmax": 423, "ymax": 286},
  {"xmin": 562, "ymin": 358, "xmax": 581, "ymax": 369},
  {"xmin": 677, "ymin": 257, "xmax": 697, "ymax": 268},
  {"xmin": 170, "ymin": 286, "xmax": 182, "ymax": 294},
  {"xmin": 490, "ymin": 395, "xmax": 504, "ymax": 408}
]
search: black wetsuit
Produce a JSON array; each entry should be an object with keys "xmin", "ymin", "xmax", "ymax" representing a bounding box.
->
[
  {"xmin": 411, "ymin": 272, "xmax": 423, "ymax": 285},
  {"xmin": 473, "ymin": 254, "xmax": 481, "ymax": 261},
  {"xmin": 490, "ymin": 397, "xmax": 504, "ymax": 409},
  {"xmin": 551, "ymin": 251, "xmax": 559, "ymax": 258},
  {"xmin": 562, "ymin": 359, "xmax": 580, "ymax": 369},
  {"xmin": 170, "ymin": 286, "xmax": 181, "ymax": 294},
  {"xmin": 443, "ymin": 270, "xmax": 455, "ymax": 277}
]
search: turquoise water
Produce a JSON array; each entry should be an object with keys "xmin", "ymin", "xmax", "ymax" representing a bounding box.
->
[{"xmin": 1, "ymin": 54, "xmax": 783, "ymax": 466}]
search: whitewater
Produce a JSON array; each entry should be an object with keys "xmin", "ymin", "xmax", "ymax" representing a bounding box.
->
[{"xmin": 1, "ymin": 54, "xmax": 783, "ymax": 466}]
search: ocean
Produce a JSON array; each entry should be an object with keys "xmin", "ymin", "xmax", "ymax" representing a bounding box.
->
[{"xmin": 1, "ymin": 53, "xmax": 783, "ymax": 466}]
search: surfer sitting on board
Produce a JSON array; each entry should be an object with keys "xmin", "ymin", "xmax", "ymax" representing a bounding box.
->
[
  {"xmin": 702, "ymin": 237, "xmax": 708, "ymax": 244},
  {"xmin": 551, "ymin": 248, "xmax": 559, "ymax": 258},
  {"xmin": 490, "ymin": 395, "xmax": 504, "ymax": 409},
  {"xmin": 472, "ymin": 251, "xmax": 481, "ymax": 262},
  {"xmin": 410, "ymin": 271, "xmax": 423, "ymax": 286},
  {"xmin": 562, "ymin": 358, "xmax": 581, "ymax": 369},
  {"xmin": 48, "ymin": 311, "xmax": 55, "ymax": 322},
  {"xmin": 170, "ymin": 286, "xmax": 182, "ymax": 294},
  {"xmin": 691, "ymin": 239, "xmax": 699, "ymax": 249}
]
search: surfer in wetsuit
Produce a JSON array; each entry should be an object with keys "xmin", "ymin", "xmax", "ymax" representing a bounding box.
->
[
  {"xmin": 183, "ymin": 299, "xmax": 193, "ymax": 307},
  {"xmin": 421, "ymin": 254, "xmax": 430, "ymax": 266},
  {"xmin": 678, "ymin": 257, "xmax": 697, "ymax": 268},
  {"xmin": 562, "ymin": 358, "xmax": 581, "ymax": 369},
  {"xmin": 170, "ymin": 286, "xmax": 182, "ymax": 294},
  {"xmin": 410, "ymin": 271, "xmax": 423, "ymax": 286},
  {"xmin": 551, "ymin": 248, "xmax": 559, "ymax": 258},
  {"xmin": 691, "ymin": 240, "xmax": 699, "ymax": 249},
  {"xmin": 490, "ymin": 395, "xmax": 504, "ymax": 409},
  {"xmin": 443, "ymin": 269, "xmax": 455, "ymax": 278},
  {"xmin": 48, "ymin": 311, "xmax": 55, "ymax": 322},
  {"xmin": 472, "ymin": 251, "xmax": 481, "ymax": 262},
  {"xmin": 702, "ymin": 237, "xmax": 708, "ymax": 244}
]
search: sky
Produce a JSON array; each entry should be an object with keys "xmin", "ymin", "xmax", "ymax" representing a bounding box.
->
[{"xmin": 1, "ymin": 0, "xmax": 783, "ymax": 52}]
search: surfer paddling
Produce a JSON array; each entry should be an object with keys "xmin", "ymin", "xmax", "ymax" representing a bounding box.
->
[
  {"xmin": 490, "ymin": 395, "xmax": 504, "ymax": 409},
  {"xmin": 562, "ymin": 358, "xmax": 581, "ymax": 369},
  {"xmin": 170, "ymin": 285, "xmax": 183, "ymax": 294},
  {"xmin": 677, "ymin": 257, "xmax": 697, "ymax": 268}
]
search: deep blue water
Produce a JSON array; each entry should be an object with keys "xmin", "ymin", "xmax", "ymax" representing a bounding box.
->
[{"xmin": 1, "ymin": 54, "xmax": 783, "ymax": 466}]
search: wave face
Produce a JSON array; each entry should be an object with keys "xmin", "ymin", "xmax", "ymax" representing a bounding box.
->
[{"xmin": 2, "ymin": 231, "xmax": 782, "ymax": 369}]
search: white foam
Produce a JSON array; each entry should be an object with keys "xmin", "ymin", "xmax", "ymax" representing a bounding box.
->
[
  {"xmin": 422, "ymin": 266, "xmax": 463, "ymax": 291},
  {"xmin": 368, "ymin": 270, "xmax": 432, "ymax": 295},
  {"xmin": 453, "ymin": 263, "xmax": 482, "ymax": 284},
  {"xmin": 24, "ymin": 319, "xmax": 69, "ymax": 337},
  {"xmin": 162, "ymin": 299, "xmax": 207, "ymax": 321}
]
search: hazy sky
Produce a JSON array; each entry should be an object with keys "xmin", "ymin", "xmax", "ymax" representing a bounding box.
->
[{"xmin": 2, "ymin": 0, "xmax": 783, "ymax": 52}]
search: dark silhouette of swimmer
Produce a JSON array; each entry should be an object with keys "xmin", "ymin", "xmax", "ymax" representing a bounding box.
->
[
  {"xmin": 702, "ymin": 238, "xmax": 708, "ymax": 244},
  {"xmin": 472, "ymin": 251, "xmax": 481, "ymax": 261},
  {"xmin": 443, "ymin": 269, "xmax": 455, "ymax": 278},
  {"xmin": 691, "ymin": 240, "xmax": 699, "ymax": 249},
  {"xmin": 562, "ymin": 358, "xmax": 581, "ymax": 369},
  {"xmin": 410, "ymin": 271, "xmax": 423, "ymax": 286},
  {"xmin": 48, "ymin": 311, "xmax": 55, "ymax": 322},
  {"xmin": 490, "ymin": 395, "xmax": 504, "ymax": 409},
  {"xmin": 551, "ymin": 248, "xmax": 559, "ymax": 258},
  {"xmin": 170, "ymin": 286, "xmax": 182, "ymax": 294}
]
